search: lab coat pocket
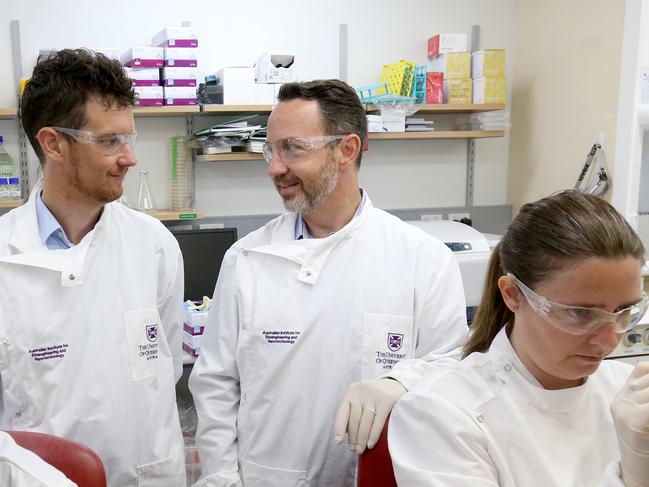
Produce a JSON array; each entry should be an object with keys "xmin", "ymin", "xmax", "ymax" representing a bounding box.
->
[
  {"xmin": 136, "ymin": 454, "xmax": 185, "ymax": 487},
  {"xmin": 362, "ymin": 313, "xmax": 414, "ymax": 379},
  {"xmin": 241, "ymin": 459, "xmax": 308, "ymax": 487},
  {"xmin": 123, "ymin": 309, "xmax": 162, "ymax": 382}
]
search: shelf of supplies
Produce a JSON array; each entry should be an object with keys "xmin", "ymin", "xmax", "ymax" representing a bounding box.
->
[
  {"xmin": 364, "ymin": 103, "xmax": 505, "ymax": 113},
  {"xmin": 0, "ymin": 199, "xmax": 23, "ymax": 208},
  {"xmin": 201, "ymin": 104, "xmax": 274, "ymax": 114},
  {"xmin": 194, "ymin": 153, "xmax": 265, "ymax": 162},
  {"xmin": 0, "ymin": 108, "xmax": 17, "ymax": 120},
  {"xmin": 368, "ymin": 130, "xmax": 505, "ymax": 140},
  {"xmin": 133, "ymin": 105, "xmax": 200, "ymax": 117},
  {"xmin": 149, "ymin": 210, "xmax": 203, "ymax": 221}
]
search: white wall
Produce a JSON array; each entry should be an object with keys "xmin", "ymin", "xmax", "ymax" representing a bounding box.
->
[{"xmin": 0, "ymin": 0, "xmax": 515, "ymax": 217}]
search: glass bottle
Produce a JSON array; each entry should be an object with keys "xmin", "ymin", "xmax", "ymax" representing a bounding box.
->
[
  {"xmin": 0, "ymin": 136, "xmax": 16, "ymax": 179},
  {"xmin": 137, "ymin": 170, "xmax": 157, "ymax": 212}
]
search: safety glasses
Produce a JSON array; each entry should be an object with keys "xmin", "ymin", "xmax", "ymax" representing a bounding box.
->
[
  {"xmin": 262, "ymin": 135, "xmax": 344, "ymax": 164},
  {"xmin": 51, "ymin": 127, "xmax": 137, "ymax": 155},
  {"xmin": 508, "ymin": 273, "xmax": 649, "ymax": 335}
]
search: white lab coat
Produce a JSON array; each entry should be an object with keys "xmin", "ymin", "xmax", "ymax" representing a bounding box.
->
[
  {"xmin": 189, "ymin": 195, "xmax": 468, "ymax": 486},
  {"xmin": 0, "ymin": 431, "xmax": 76, "ymax": 487},
  {"xmin": 389, "ymin": 326, "xmax": 632, "ymax": 487},
  {"xmin": 0, "ymin": 184, "xmax": 186, "ymax": 487}
]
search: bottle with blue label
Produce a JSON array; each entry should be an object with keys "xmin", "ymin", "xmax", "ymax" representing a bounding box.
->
[
  {"xmin": 0, "ymin": 136, "xmax": 16, "ymax": 179},
  {"xmin": 0, "ymin": 177, "xmax": 8, "ymax": 200},
  {"xmin": 8, "ymin": 177, "xmax": 21, "ymax": 199}
]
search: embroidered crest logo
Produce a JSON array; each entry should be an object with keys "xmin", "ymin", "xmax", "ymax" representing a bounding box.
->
[
  {"xmin": 146, "ymin": 324, "xmax": 158, "ymax": 343},
  {"xmin": 387, "ymin": 333, "xmax": 403, "ymax": 352}
]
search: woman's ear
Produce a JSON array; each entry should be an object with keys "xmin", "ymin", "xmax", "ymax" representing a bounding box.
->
[
  {"xmin": 498, "ymin": 275, "xmax": 523, "ymax": 313},
  {"xmin": 36, "ymin": 127, "xmax": 67, "ymax": 165}
]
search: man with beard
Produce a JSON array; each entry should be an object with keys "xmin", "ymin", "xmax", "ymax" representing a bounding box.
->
[
  {"xmin": 189, "ymin": 79, "xmax": 468, "ymax": 487},
  {"xmin": 0, "ymin": 49, "xmax": 186, "ymax": 486}
]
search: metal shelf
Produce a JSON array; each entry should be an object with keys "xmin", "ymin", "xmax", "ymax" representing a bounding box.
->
[
  {"xmin": 0, "ymin": 199, "xmax": 23, "ymax": 209},
  {"xmin": 194, "ymin": 153, "xmax": 265, "ymax": 162},
  {"xmin": 0, "ymin": 108, "xmax": 17, "ymax": 120}
]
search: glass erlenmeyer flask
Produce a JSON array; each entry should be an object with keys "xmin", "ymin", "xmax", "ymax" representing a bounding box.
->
[{"xmin": 137, "ymin": 170, "xmax": 157, "ymax": 212}]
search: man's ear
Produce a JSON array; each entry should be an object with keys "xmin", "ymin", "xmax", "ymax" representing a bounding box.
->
[
  {"xmin": 36, "ymin": 127, "xmax": 67, "ymax": 165},
  {"xmin": 498, "ymin": 275, "xmax": 523, "ymax": 312},
  {"xmin": 337, "ymin": 134, "xmax": 361, "ymax": 172}
]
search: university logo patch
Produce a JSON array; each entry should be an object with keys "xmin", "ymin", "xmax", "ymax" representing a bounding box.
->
[
  {"xmin": 387, "ymin": 333, "xmax": 403, "ymax": 352},
  {"xmin": 146, "ymin": 324, "xmax": 158, "ymax": 343}
]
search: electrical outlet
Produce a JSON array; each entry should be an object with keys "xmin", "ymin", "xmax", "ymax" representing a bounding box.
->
[
  {"xmin": 448, "ymin": 212, "xmax": 471, "ymax": 222},
  {"xmin": 420, "ymin": 214, "xmax": 443, "ymax": 221}
]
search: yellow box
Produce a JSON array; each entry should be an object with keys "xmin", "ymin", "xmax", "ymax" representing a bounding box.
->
[
  {"xmin": 446, "ymin": 78, "xmax": 472, "ymax": 104},
  {"xmin": 430, "ymin": 52, "xmax": 471, "ymax": 80},
  {"xmin": 472, "ymin": 50, "xmax": 506, "ymax": 78},
  {"xmin": 472, "ymin": 76, "xmax": 506, "ymax": 104}
]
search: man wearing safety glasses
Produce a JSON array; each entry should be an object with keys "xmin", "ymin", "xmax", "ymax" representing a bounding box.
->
[
  {"xmin": 0, "ymin": 49, "xmax": 186, "ymax": 486},
  {"xmin": 189, "ymin": 79, "xmax": 469, "ymax": 486}
]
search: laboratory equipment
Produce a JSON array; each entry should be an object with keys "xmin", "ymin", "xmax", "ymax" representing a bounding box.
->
[
  {"xmin": 137, "ymin": 170, "xmax": 157, "ymax": 212},
  {"xmin": 0, "ymin": 136, "xmax": 16, "ymax": 178}
]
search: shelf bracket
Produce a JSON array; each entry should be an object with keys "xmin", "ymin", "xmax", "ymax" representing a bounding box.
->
[{"xmin": 11, "ymin": 20, "xmax": 30, "ymax": 199}]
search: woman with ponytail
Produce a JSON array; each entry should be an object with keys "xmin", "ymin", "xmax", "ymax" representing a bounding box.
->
[{"xmin": 389, "ymin": 190, "xmax": 649, "ymax": 487}]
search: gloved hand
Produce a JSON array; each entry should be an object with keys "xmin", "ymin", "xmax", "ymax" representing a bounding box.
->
[
  {"xmin": 611, "ymin": 362, "xmax": 649, "ymax": 487},
  {"xmin": 334, "ymin": 378, "xmax": 406, "ymax": 455}
]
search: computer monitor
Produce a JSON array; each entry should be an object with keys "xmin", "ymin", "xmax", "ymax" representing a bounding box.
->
[{"xmin": 170, "ymin": 227, "xmax": 238, "ymax": 301}]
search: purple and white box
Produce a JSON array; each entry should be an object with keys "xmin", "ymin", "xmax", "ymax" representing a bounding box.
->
[
  {"xmin": 161, "ymin": 67, "xmax": 199, "ymax": 87},
  {"xmin": 164, "ymin": 47, "xmax": 198, "ymax": 67},
  {"xmin": 184, "ymin": 309, "xmax": 208, "ymax": 335},
  {"xmin": 164, "ymin": 86, "xmax": 197, "ymax": 106},
  {"xmin": 121, "ymin": 47, "xmax": 164, "ymax": 68},
  {"xmin": 89, "ymin": 47, "xmax": 121, "ymax": 61},
  {"xmin": 124, "ymin": 67, "xmax": 161, "ymax": 87},
  {"xmin": 134, "ymin": 86, "xmax": 163, "ymax": 106},
  {"xmin": 153, "ymin": 27, "xmax": 198, "ymax": 48}
]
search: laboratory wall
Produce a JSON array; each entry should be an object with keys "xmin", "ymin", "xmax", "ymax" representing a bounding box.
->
[
  {"xmin": 507, "ymin": 0, "xmax": 625, "ymax": 212},
  {"xmin": 0, "ymin": 0, "xmax": 515, "ymax": 222}
]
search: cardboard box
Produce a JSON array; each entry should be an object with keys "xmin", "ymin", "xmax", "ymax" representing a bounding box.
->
[
  {"xmin": 427, "ymin": 33, "xmax": 468, "ymax": 58},
  {"xmin": 472, "ymin": 76, "xmax": 506, "ymax": 104},
  {"xmin": 216, "ymin": 67, "xmax": 255, "ymax": 104},
  {"xmin": 184, "ymin": 309, "xmax": 208, "ymax": 335},
  {"xmin": 164, "ymin": 47, "xmax": 198, "ymax": 67},
  {"xmin": 445, "ymin": 79, "xmax": 472, "ymax": 104},
  {"xmin": 121, "ymin": 47, "xmax": 164, "ymax": 68},
  {"xmin": 255, "ymin": 51, "xmax": 296, "ymax": 84},
  {"xmin": 153, "ymin": 27, "xmax": 198, "ymax": 48},
  {"xmin": 163, "ymin": 86, "xmax": 197, "ymax": 106},
  {"xmin": 161, "ymin": 67, "xmax": 199, "ymax": 87},
  {"xmin": 430, "ymin": 52, "xmax": 471, "ymax": 80},
  {"xmin": 381, "ymin": 107, "xmax": 406, "ymax": 132},
  {"xmin": 183, "ymin": 332, "xmax": 203, "ymax": 357},
  {"xmin": 134, "ymin": 86, "xmax": 163, "ymax": 106},
  {"xmin": 89, "ymin": 47, "xmax": 121, "ymax": 61},
  {"xmin": 124, "ymin": 67, "xmax": 160, "ymax": 87},
  {"xmin": 472, "ymin": 50, "xmax": 506, "ymax": 78},
  {"xmin": 426, "ymin": 72, "xmax": 444, "ymax": 104}
]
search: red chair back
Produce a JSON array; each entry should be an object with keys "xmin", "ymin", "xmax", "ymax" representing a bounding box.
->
[
  {"xmin": 6, "ymin": 430, "xmax": 107, "ymax": 487},
  {"xmin": 357, "ymin": 415, "xmax": 397, "ymax": 487}
]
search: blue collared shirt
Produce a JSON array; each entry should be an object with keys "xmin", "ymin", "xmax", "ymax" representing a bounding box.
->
[
  {"xmin": 36, "ymin": 191, "xmax": 75, "ymax": 250},
  {"xmin": 294, "ymin": 188, "xmax": 367, "ymax": 240}
]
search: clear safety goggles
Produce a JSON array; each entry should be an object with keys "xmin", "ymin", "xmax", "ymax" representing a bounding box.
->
[
  {"xmin": 508, "ymin": 273, "xmax": 649, "ymax": 335},
  {"xmin": 262, "ymin": 135, "xmax": 343, "ymax": 164},
  {"xmin": 51, "ymin": 127, "xmax": 137, "ymax": 155}
]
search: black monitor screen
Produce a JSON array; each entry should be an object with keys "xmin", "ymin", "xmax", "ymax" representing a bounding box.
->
[{"xmin": 171, "ymin": 228, "xmax": 238, "ymax": 301}]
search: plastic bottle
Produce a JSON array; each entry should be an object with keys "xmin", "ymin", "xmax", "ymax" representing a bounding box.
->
[
  {"xmin": 8, "ymin": 177, "xmax": 21, "ymax": 199},
  {"xmin": 0, "ymin": 178, "xmax": 8, "ymax": 200},
  {"xmin": 0, "ymin": 136, "xmax": 16, "ymax": 179}
]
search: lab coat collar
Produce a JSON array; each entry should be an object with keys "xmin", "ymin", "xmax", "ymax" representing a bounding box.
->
[
  {"xmin": 490, "ymin": 327, "xmax": 590, "ymax": 412},
  {"xmin": 1, "ymin": 181, "xmax": 113, "ymax": 286},
  {"xmin": 242, "ymin": 195, "xmax": 374, "ymax": 285}
]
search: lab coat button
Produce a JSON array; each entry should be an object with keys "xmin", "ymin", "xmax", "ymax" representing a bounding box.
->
[
  {"xmin": 1, "ymin": 338, "xmax": 8, "ymax": 345},
  {"xmin": 476, "ymin": 414, "xmax": 484, "ymax": 423},
  {"xmin": 68, "ymin": 274, "xmax": 75, "ymax": 281},
  {"xmin": 15, "ymin": 412, "xmax": 21, "ymax": 418},
  {"xmin": 306, "ymin": 270, "xmax": 312, "ymax": 277},
  {"xmin": 504, "ymin": 364, "xmax": 512, "ymax": 372},
  {"xmin": 242, "ymin": 251, "xmax": 249, "ymax": 257}
]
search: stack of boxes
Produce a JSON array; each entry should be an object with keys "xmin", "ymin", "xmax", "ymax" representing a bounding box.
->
[
  {"xmin": 182, "ymin": 306, "xmax": 208, "ymax": 357},
  {"xmin": 426, "ymin": 33, "xmax": 506, "ymax": 105},
  {"xmin": 428, "ymin": 33, "xmax": 471, "ymax": 104},
  {"xmin": 471, "ymin": 50, "xmax": 506, "ymax": 104},
  {"xmin": 121, "ymin": 26, "xmax": 198, "ymax": 106}
]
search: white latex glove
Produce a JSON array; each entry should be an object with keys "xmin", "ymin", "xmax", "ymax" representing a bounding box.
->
[
  {"xmin": 334, "ymin": 378, "xmax": 406, "ymax": 455},
  {"xmin": 611, "ymin": 362, "xmax": 649, "ymax": 487}
]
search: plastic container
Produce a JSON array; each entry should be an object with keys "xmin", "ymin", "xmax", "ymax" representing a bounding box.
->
[
  {"xmin": 0, "ymin": 136, "xmax": 16, "ymax": 178},
  {"xmin": 8, "ymin": 177, "xmax": 20, "ymax": 199},
  {"xmin": 170, "ymin": 136, "xmax": 194, "ymax": 210},
  {"xmin": 0, "ymin": 178, "xmax": 8, "ymax": 200}
]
